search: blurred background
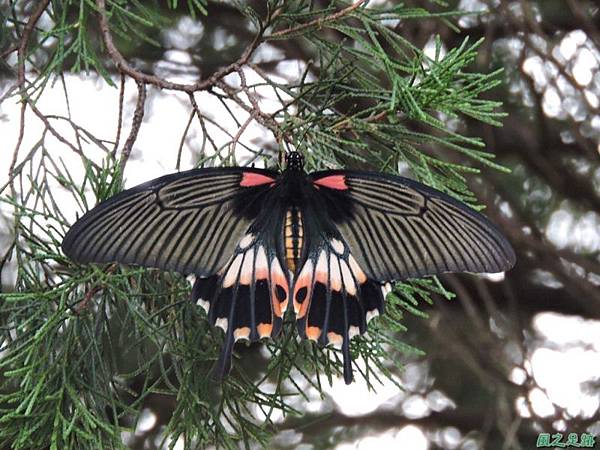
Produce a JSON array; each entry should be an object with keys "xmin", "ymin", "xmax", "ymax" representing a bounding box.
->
[{"xmin": 1, "ymin": 1, "xmax": 600, "ymax": 449}]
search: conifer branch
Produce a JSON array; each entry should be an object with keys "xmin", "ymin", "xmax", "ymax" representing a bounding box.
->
[{"xmin": 0, "ymin": 1, "xmax": 513, "ymax": 448}]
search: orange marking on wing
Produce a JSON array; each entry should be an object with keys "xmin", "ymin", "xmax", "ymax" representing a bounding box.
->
[
  {"xmin": 327, "ymin": 331, "xmax": 343, "ymax": 346},
  {"xmin": 306, "ymin": 326, "xmax": 322, "ymax": 341},
  {"xmin": 234, "ymin": 327, "xmax": 251, "ymax": 341},
  {"xmin": 257, "ymin": 323, "xmax": 272, "ymax": 338},
  {"xmin": 240, "ymin": 172, "xmax": 275, "ymax": 187},
  {"xmin": 280, "ymin": 299, "xmax": 289, "ymax": 314},
  {"xmin": 272, "ymin": 292, "xmax": 282, "ymax": 318},
  {"xmin": 314, "ymin": 271, "xmax": 328, "ymax": 285},
  {"xmin": 298, "ymin": 295, "xmax": 311, "ymax": 319},
  {"xmin": 255, "ymin": 268, "xmax": 268, "ymax": 280},
  {"xmin": 293, "ymin": 260, "xmax": 313, "ymax": 318},
  {"xmin": 313, "ymin": 175, "xmax": 347, "ymax": 190},
  {"xmin": 270, "ymin": 258, "xmax": 288, "ymax": 318}
]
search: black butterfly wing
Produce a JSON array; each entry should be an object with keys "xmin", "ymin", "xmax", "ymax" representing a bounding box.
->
[
  {"xmin": 191, "ymin": 228, "xmax": 289, "ymax": 377},
  {"xmin": 293, "ymin": 170, "xmax": 515, "ymax": 383},
  {"xmin": 63, "ymin": 167, "xmax": 288, "ymax": 377},
  {"xmin": 62, "ymin": 167, "xmax": 278, "ymax": 276},
  {"xmin": 308, "ymin": 170, "xmax": 516, "ymax": 280},
  {"xmin": 292, "ymin": 211, "xmax": 385, "ymax": 384}
]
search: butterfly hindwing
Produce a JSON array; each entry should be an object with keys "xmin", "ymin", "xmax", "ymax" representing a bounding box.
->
[
  {"xmin": 191, "ymin": 232, "xmax": 290, "ymax": 378},
  {"xmin": 293, "ymin": 169, "xmax": 516, "ymax": 383},
  {"xmin": 292, "ymin": 193, "xmax": 387, "ymax": 383},
  {"xmin": 293, "ymin": 235, "xmax": 386, "ymax": 384}
]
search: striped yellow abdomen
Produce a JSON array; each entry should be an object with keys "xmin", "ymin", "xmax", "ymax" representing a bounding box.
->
[{"xmin": 284, "ymin": 208, "xmax": 303, "ymax": 273}]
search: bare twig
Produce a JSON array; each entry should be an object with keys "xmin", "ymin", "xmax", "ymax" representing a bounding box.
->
[
  {"xmin": 28, "ymin": 102, "xmax": 85, "ymax": 156},
  {"xmin": 230, "ymin": 111, "xmax": 257, "ymax": 159},
  {"xmin": 268, "ymin": 0, "xmax": 367, "ymax": 39},
  {"xmin": 189, "ymin": 92, "xmax": 219, "ymax": 155},
  {"xmin": 176, "ymin": 110, "xmax": 195, "ymax": 170},
  {"xmin": 9, "ymin": 0, "xmax": 51, "ymax": 189},
  {"xmin": 0, "ymin": 44, "xmax": 18, "ymax": 60},
  {"xmin": 119, "ymin": 81, "xmax": 147, "ymax": 175},
  {"xmin": 112, "ymin": 74, "xmax": 126, "ymax": 158},
  {"xmin": 96, "ymin": 0, "xmax": 263, "ymax": 93}
]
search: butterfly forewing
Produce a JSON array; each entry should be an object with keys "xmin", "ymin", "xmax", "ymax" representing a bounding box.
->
[
  {"xmin": 62, "ymin": 167, "xmax": 277, "ymax": 276},
  {"xmin": 309, "ymin": 170, "xmax": 516, "ymax": 282}
]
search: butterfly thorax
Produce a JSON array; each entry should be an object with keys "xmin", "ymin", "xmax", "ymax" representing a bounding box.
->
[{"xmin": 277, "ymin": 165, "xmax": 308, "ymax": 275}]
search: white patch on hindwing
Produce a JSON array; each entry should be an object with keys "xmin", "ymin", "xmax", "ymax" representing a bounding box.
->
[
  {"xmin": 330, "ymin": 256, "xmax": 342, "ymax": 291},
  {"xmin": 330, "ymin": 238, "xmax": 344, "ymax": 255},
  {"xmin": 223, "ymin": 253, "xmax": 243, "ymax": 288},
  {"xmin": 349, "ymin": 325, "xmax": 360, "ymax": 339},
  {"xmin": 366, "ymin": 309, "xmax": 379, "ymax": 323},
  {"xmin": 239, "ymin": 233, "xmax": 254, "ymax": 249},
  {"xmin": 348, "ymin": 254, "xmax": 367, "ymax": 284},
  {"xmin": 255, "ymin": 245, "xmax": 268, "ymax": 278},
  {"xmin": 196, "ymin": 298, "xmax": 210, "ymax": 313},
  {"xmin": 381, "ymin": 282, "xmax": 393, "ymax": 297},
  {"xmin": 216, "ymin": 317, "xmax": 228, "ymax": 332},
  {"xmin": 239, "ymin": 248, "xmax": 254, "ymax": 285},
  {"xmin": 315, "ymin": 250, "xmax": 328, "ymax": 283},
  {"xmin": 327, "ymin": 332, "xmax": 343, "ymax": 348}
]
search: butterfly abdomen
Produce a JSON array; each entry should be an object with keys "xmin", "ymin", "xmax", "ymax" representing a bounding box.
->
[{"xmin": 284, "ymin": 207, "xmax": 303, "ymax": 273}]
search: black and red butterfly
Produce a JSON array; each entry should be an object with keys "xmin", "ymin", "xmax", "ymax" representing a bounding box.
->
[{"xmin": 62, "ymin": 151, "xmax": 515, "ymax": 383}]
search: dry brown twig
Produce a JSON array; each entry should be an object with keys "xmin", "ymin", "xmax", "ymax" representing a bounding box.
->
[
  {"xmin": 268, "ymin": 0, "xmax": 367, "ymax": 39},
  {"xmin": 118, "ymin": 80, "xmax": 147, "ymax": 175},
  {"xmin": 95, "ymin": 0, "xmax": 264, "ymax": 94},
  {"xmin": 9, "ymin": 0, "xmax": 52, "ymax": 192},
  {"xmin": 93, "ymin": 0, "xmax": 368, "ymax": 159}
]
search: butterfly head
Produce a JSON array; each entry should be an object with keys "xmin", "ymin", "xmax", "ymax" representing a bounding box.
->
[{"xmin": 285, "ymin": 151, "xmax": 304, "ymax": 172}]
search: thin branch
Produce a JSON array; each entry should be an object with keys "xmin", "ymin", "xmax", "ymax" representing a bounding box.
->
[
  {"xmin": 176, "ymin": 110, "xmax": 195, "ymax": 170},
  {"xmin": 0, "ymin": 44, "xmax": 18, "ymax": 60},
  {"xmin": 112, "ymin": 74, "xmax": 126, "ymax": 158},
  {"xmin": 96, "ymin": 0, "xmax": 264, "ymax": 93},
  {"xmin": 189, "ymin": 92, "xmax": 219, "ymax": 155},
  {"xmin": 268, "ymin": 0, "xmax": 367, "ymax": 39},
  {"xmin": 28, "ymin": 102, "xmax": 86, "ymax": 156},
  {"xmin": 230, "ymin": 111, "xmax": 257, "ymax": 159},
  {"xmin": 9, "ymin": 0, "xmax": 51, "ymax": 189},
  {"xmin": 119, "ymin": 80, "xmax": 147, "ymax": 175}
]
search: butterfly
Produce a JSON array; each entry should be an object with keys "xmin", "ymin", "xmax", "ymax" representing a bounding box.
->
[{"xmin": 62, "ymin": 151, "xmax": 515, "ymax": 383}]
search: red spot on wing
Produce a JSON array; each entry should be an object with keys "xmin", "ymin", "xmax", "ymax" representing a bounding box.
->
[
  {"xmin": 240, "ymin": 172, "xmax": 275, "ymax": 187},
  {"xmin": 313, "ymin": 175, "xmax": 348, "ymax": 190}
]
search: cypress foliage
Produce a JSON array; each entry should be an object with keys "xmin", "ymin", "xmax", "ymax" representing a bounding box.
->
[{"xmin": 0, "ymin": 1, "xmax": 507, "ymax": 448}]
